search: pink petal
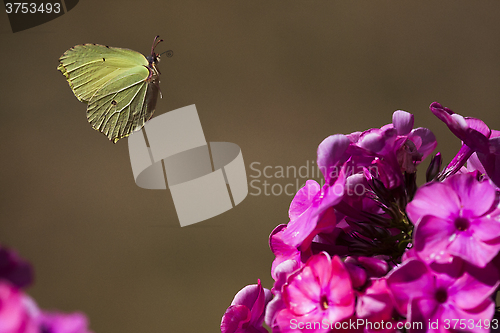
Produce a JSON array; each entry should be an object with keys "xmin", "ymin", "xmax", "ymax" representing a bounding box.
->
[
  {"xmin": 413, "ymin": 215, "xmax": 456, "ymax": 263},
  {"xmin": 467, "ymin": 153, "xmax": 486, "ymax": 174},
  {"xmin": 327, "ymin": 256, "xmax": 354, "ymax": 307},
  {"xmin": 344, "ymin": 262, "xmax": 367, "ymax": 289},
  {"xmin": 282, "ymin": 205, "xmax": 319, "ymax": 249},
  {"xmin": 467, "ymin": 117, "xmax": 492, "ymax": 137},
  {"xmin": 449, "ymin": 264, "xmax": 499, "ymax": 310},
  {"xmin": 430, "ymin": 103, "xmax": 491, "ymax": 152},
  {"xmin": 221, "ymin": 305, "xmax": 251, "ymax": 333},
  {"xmin": 283, "ymin": 266, "xmax": 321, "ymax": 315},
  {"xmin": 447, "ymin": 173, "xmax": 496, "ymax": 217},
  {"xmin": 406, "ymin": 182, "xmax": 460, "ymax": 225},
  {"xmin": 446, "ymin": 231, "xmax": 498, "ymax": 268},
  {"xmin": 308, "ymin": 252, "xmax": 333, "ymax": 289},
  {"xmin": 471, "ymin": 217, "xmax": 500, "ymax": 242},
  {"xmin": 408, "ymin": 297, "xmax": 440, "ymax": 330},
  {"xmin": 38, "ymin": 311, "xmax": 92, "ymax": 333},
  {"xmin": 317, "ymin": 135, "xmax": 350, "ymax": 183},
  {"xmin": 440, "ymin": 300, "xmax": 495, "ymax": 333},
  {"xmin": 289, "ymin": 180, "xmax": 320, "ymax": 221},
  {"xmin": 392, "ymin": 110, "xmax": 414, "ymax": 136},
  {"xmin": 269, "ymin": 225, "xmax": 301, "ymax": 278},
  {"xmin": 316, "ymin": 166, "xmax": 347, "ymax": 213},
  {"xmin": 386, "ymin": 259, "xmax": 434, "ymax": 315},
  {"xmin": 232, "ymin": 284, "xmax": 261, "ymax": 309},
  {"xmin": 356, "ymin": 256, "xmax": 389, "ymax": 277},
  {"xmin": 478, "ymin": 151, "xmax": 500, "ymax": 189},
  {"xmin": 356, "ymin": 279, "xmax": 393, "ymax": 321},
  {"xmin": 264, "ymin": 294, "xmax": 284, "ymax": 330},
  {"xmin": 408, "ymin": 127, "xmax": 437, "ymax": 160},
  {"xmin": 250, "ymin": 283, "xmax": 273, "ymax": 325},
  {"xmin": 358, "ymin": 128, "xmax": 397, "ymax": 154}
]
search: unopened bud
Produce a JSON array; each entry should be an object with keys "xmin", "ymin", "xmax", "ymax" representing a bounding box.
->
[{"xmin": 426, "ymin": 152, "xmax": 442, "ymax": 182}]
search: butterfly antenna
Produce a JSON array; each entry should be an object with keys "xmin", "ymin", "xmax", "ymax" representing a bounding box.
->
[{"xmin": 151, "ymin": 35, "xmax": 164, "ymax": 55}]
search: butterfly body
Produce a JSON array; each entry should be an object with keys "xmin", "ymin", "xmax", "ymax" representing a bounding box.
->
[{"xmin": 58, "ymin": 36, "xmax": 164, "ymax": 143}]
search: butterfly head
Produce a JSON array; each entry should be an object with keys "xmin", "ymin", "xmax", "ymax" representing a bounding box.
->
[{"xmin": 147, "ymin": 35, "xmax": 163, "ymax": 65}]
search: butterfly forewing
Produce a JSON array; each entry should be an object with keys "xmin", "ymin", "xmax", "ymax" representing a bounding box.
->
[{"xmin": 58, "ymin": 44, "xmax": 149, "ymax": 103}]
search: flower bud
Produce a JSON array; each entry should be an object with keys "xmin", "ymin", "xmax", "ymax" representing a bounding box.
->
[{"xmin": 426, "ymin": 152, "xmax": 442, "ymax": 182}]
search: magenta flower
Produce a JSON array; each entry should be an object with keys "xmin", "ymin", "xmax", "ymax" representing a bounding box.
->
[
  {"xmin": 430, "ymin": 102, "xmax": 491, "ymax": 155},
  {"xmin": 317, "ymin": 130, "xmax": 404, "ymax": 193},
  {"xmin": 352, "ymin": 257, "xmax": 389, "ymax": 279},
  {"xmin": 0, "ymin": 281, "xmax": 38, "ymax": 333},
  {"xmin": 387, "ymin": 258, "xmax": 498, "ymax": 332},
  {"xmin": 0, "ymin": 245, "xmax": 34, "ymax": 290},
  {"xmin": 406, "ymin": 172, "xmax": 500, "ymax": 267},
  {"xmin": 0, "ymin": 245, "xmax": 93, "ymax": 333},
  {"xmin": 275, "ymin": 252, "xmax": 354, "ymax": 333},
  {"xmin": 269, "ymin": 225, "xmax": 302, "ymax": 283},
  {"xmin": 280, "ymin": 178, "xmax": 344, "ymax": 251},
  {"xmin": 316, "ymin": 134, "xmax": 351, "ymax": 186},
  {"xmin": 266, "ymin": 260, "xmax": 302, "ymax": 333},
  {"xmin": 221, "ymin": 280, "xmax": 273, "ymax": 333},
  {"xmin": 222, "ymin": 103, "xmax": 500, "ymax": 333},
  {"xmin": 464, "ymin": 130, "xmax": 500, "ymax": 187},
  {"xmin": 383, "ymin": 110, "xmax": 437, "ymax": 173},
  {"xmin": 37, "ymin": 311, "xmax": 93, "ymax": 333},
  {"xmin": 318, "ymin": 111, "xmax": 436, "ymax": 185},
  {"xmin": 356, "ymin": 278, "xmax": 397, "ymax": 329},
  {"xmin": 316, "ymin": 110, "xmax": 436, "ymax": 225},
  {"xmin": 343, "ymin": 255, "xmax": 391, "ymax": 293},
  {"xmin": 430, "ymin": 102, "xmax": 500, "ymax": 187}
]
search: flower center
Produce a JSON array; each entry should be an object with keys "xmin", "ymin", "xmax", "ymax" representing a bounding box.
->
[
  {"xmin": 454, "ymin": 217, "xmax": 470, "ymax": 231},
  {"xmin": 320, "ymin": 294, "xmax": 329, "ymax": 310},
  {"xmin": 435, "ymin": 288, "xmax": 448, "ymax": 303}
]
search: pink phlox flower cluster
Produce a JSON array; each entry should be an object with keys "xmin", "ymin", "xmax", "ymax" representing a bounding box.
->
[
  {"xmin": 0, "ymin": 244, "xmax": 93, "ymax": 333},
  {"xmin": 222, "ymin": 103, "xmax": 500, "ymax": 333}
]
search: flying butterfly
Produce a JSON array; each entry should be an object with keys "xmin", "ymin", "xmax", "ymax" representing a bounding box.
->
[{"xmin": 57, "ymin": 36, "xmax": 171, "ymax": 143}]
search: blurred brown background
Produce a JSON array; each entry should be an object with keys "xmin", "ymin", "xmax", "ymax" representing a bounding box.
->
[{"xmin": 1, "ymin": 1, "xmax": 500, "ymax": 332}]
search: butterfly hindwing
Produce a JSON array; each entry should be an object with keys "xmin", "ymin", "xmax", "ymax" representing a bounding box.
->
[{"xmin": 86, "ymin": 65, "xmax": 154, "ymax": 143}]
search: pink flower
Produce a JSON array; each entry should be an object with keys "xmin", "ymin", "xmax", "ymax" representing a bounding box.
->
[
  {"xmin": 318, "ymin": 111, "xmax": 436, "ymax": 187},
  {"xmin": 0, "ymin": 247, "xmax": 93, "ymax": 333},
  {"xmin": 316, "ymin": 110, "xmax": 436, "ymax": 227},
  {"xmin": 0, "ymin": 245, "xmax": 34, "ymax": 289},
  {"xmin": 0, "ymin": 281, "xmax": 38, "ymax": 333},
  {"xmin": 265, "ymin": 260, "xmax": 301, "ymax": 333},
  {"xmin": 221, "ymin": 280, "xmax": 273, "ymax": 333},
  {"xmin": 280, "ymin": 179, "xmax": 344, "ymax": 252},
  {"xmin": 430, "ymin": 102, "xmax": 500, "ymax": 187},
  {"xmin": 37, "ymin": 311, "xmax": 93, "ymax": 333},
  {"xmin": 463, "ymin": 130, "xmax": 500, "ymax": 187},
  {"xmin": 356, "ymin": 278, "xmax": 398, "ymax": 332},
  {"xmin": 275, "ymin": 253, "xmax": 354, "ymax": 333},
  {"xmin": 344, "ymin": 256, "xmax": 389, "ymax": 289},
  {"xmin": 383, "ymin": 110, "xmax": 437, "ymax": 173},
  {"xmin": 430, "ymin": 102, "xmax": 491, "ymax": 155},
  {"xmin": 387, "ymin": 258, "xmax": 498, "ymax": 332},
  {"xmin": 38, "ymin": 312, "xmax": 92, "ymax": 333},
  {"xmin": 0, "ymin": 283, "xmax": 94, "ymax": 333},
  {"xmin": 269, "ymin": 225, "xmax": 303, "ymax": 286},
  {"xmin": 406, "ymin": 172, "xmax": 500, "ymax": 267}
]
